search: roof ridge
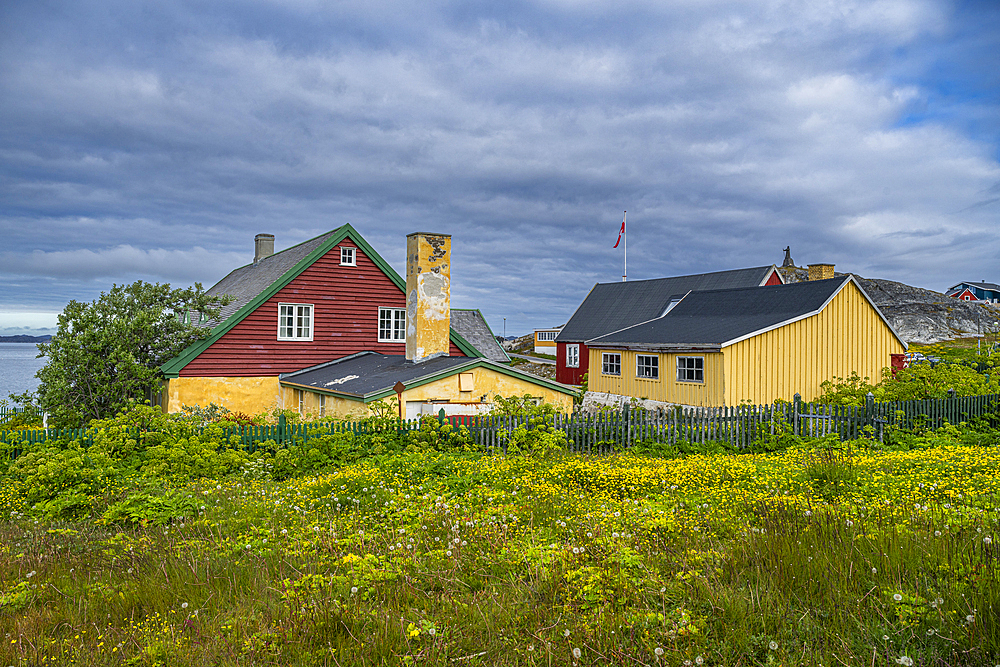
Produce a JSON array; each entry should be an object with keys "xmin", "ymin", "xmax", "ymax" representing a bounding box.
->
[{"xmin": 591, "ymin": 265, "xmax": 774, "ymax": 287}]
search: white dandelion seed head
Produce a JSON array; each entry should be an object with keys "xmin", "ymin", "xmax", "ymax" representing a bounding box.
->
[
  {"xmin": 893, "ymin": 593, "xmax": 903, "ymax": 602},
  {"xmin": 896, "ymin": 657, "xmax": 913, "ymax": 666},
  {"xmin": 654, "ymin": 647, "xmax": 664, "ymax": 657},
  {"xmin": 769, "ymin": 641, "xmax": 779, "ymax": 651},
  {"xmin": 181, "ymin": 602, "xmax": 188, "ymax": 609},
  {"xmin": 572, "ymin": 648, "xmax": 581, "ymax": 659},
  {"xmin": 564, "ymin": 629, "xmax": 571, "ymax": 637}
]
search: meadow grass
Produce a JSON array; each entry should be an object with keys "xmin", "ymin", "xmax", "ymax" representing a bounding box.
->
[{"xmin": 1, "ymin": 440, "xmax": 998, "ymax": 666}]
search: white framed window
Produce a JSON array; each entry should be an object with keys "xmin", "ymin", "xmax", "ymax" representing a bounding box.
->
[
  {"xmin": 378, "ymin": 307, "xmax": 406, "ymax": 342},
  {"xmin": 602, "ymin": 352, "xmax": 621, "ymax": 376},
  {"xmin": 340, "ymin": 246, "xmax": 356, "ymax": 266},
  {"xmin": 537, "ymin": 331, "xmax": 557, "ymax": 341},
  {"xmin": 566, "ymin": 344, "xmax": 580, "ymax": 368},
  {"xmin": 295, "ymin": 389, "xmax": 304, "ymax": 415},
  {"xmin": 278, "ymin": 303, "xmax": 313, "ymax": 341},
  {"xmin": 676, "ymin": 356, "xmax": 704, "ymax": 383},
  {"xmin": 636, "ymin": 354, "xmax": 659, "ymax": 379}
]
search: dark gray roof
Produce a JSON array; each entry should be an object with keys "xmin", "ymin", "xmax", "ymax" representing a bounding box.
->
[
  {"xmin": 450, "ymin": 310, "xmax": 509, "ymax": 363},
  {"xmin": 280, "ymin": 352, "xmax": 479, "ymax": 398},
  {"xmin": 949, "ymin": 281, "xmax": 1000, "ymax": 292},
  {"xmin": 557, "ymin": 266, "xmax": 778, "ymax": 342},
  {"xmin": 588, "ymin": 277, "xmax": 848, "ymax": 348},
  {"xmin": 205, "ymin": 228, "xmax": 344, "ymax": 324}
]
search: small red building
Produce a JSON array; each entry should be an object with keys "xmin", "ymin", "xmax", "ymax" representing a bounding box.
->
[{"xmin": 554, "ymin": 266, "xmax": 783, "ymax": 385}]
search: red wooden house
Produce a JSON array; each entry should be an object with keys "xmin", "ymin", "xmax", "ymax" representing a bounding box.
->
[
  {"xmin": 554, "ymin": 266, "xmax": 783, "ymax": 385},
  {"xmin": 160, "ymin": 225, "xmax": 519, "ymax": 415}
]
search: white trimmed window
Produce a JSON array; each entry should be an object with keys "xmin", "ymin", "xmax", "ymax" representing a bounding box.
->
[
  {"xmin": 566, "ymin": 344, "xmax": 580, "ymax": 368},
  {"xmin": 319, "ymin": 394, "xmax": 326, "ymax": 418},
  {"xmin": 602, "ymin": 352, "xmax": 621, "ymax": 376},
  {"xmin": 676, "ymin": 356, "xmax": 704, "ymax": 383},
  {"xmin": 340, "ymin": 246, "xmax": 356, "ymax": 266},
  {"xmin": 537, "ymin": 331, "xmax": 557, "ymax": 341},
  {"xmin": 636, "ymin": 354, "xmax": 659, "ymax": 379},
  {"xmin": 278, "ymin": 303, "xmax": 313, "ymax": 341},
  {"xmin": 378, "ymin": 307, "xmax": 406, "ymax": 342}
]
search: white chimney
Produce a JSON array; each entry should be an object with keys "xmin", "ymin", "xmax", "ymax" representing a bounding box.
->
[{"xmin": 254, "ymin": 234, "xmax": 274, "ymax": 264}]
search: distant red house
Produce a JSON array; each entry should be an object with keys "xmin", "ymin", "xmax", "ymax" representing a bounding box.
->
[
  {"xmin": 554, "ymin": 266, "xmax": 783, "ymax": 385},
  {"xmin": 950, "ymin": 287, "xmax": 979, "ymax": 302}
]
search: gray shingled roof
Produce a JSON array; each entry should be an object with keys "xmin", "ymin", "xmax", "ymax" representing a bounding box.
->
[
  {"xmin": 281, "ymin": 352, "xmax": 476, "ymax": 398},
  {"xmin": 588, "ymin": 277, "xmax": 848, "ymax": 348},
  {"xmin": 556, "ymin": 266, "xmax": 778, "ymax": 342},
  {"xmin": 205, "ymin": 229, "xmax": 344, "ymax": 325},
  {"xmin": 450, "ymin": 310, "xmax": 509, "ymax": 363}
]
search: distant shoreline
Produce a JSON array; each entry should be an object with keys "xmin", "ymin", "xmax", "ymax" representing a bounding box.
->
[{"xmin": 0, "ymin": 336, "xmax": 51, "ymax": 343}]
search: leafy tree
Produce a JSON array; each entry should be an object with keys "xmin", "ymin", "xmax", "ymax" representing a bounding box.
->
[{"xmin": 35, "ymin": 281, "xmax": 230, "ymax": 426}]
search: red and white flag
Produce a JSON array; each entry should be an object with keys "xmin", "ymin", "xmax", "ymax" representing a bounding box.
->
[{"xmin": 613, "ymin": 216, "xmax": 625, "ymax": 248}]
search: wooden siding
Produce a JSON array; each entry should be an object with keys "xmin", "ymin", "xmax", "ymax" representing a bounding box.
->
[
  {"xmin": 765, "ymin": 271, "xmax": 782, "ymax": 286},
  {"xmin": 587, "ymin": 349, "xmax": 725, "ymax": 406},
  {"xmin": 723, "ymin": 280, "xmax": 904, "ymax": 404},
  {"xmin": 556, "ymin": 341, "xmax": 589, "ymax": 385},
  {"xmin": 182, "ymin": 237, "xmax": 464, "ymax": 377}
]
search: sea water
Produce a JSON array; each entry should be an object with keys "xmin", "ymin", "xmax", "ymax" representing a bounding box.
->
[{"xmin": 0, "ymin": 343, "xmax": 45, "ymax": 399}]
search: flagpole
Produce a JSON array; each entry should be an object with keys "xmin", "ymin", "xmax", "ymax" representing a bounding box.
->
[{"xmin": 622, "ymin": 211, "xmax": 627, "ymax": 282}]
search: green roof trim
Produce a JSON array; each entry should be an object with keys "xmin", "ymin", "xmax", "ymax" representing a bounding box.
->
[
  {"xmin": 161, "ymin": 224, "xmax": 488, "ymax": 377},
  {"xmin": 280, "ymin": 357, "xmax": 578, "ymax": 404}
]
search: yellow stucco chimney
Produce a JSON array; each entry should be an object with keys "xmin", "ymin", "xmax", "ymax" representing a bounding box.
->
[
  {"xmin": 808, "ymin": 263, "xmax": 835, "ymax": 281},
  {"xmin": 406, "ymin": 232, "xmax": 452, "ymax": 363}
]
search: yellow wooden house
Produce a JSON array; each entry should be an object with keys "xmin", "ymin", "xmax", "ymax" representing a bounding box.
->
[{"xmin": 585, "ymin": 275, "xmax": 906, "ymax": 406}]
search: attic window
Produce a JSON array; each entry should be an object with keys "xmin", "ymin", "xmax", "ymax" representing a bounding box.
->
[
  {"xmin": 278, "ymin": 303, "xmax": 313, "ymax": 341},
  {"xmin": 340, "ymin": 247, "xmax": 356, "ymax": 266}
]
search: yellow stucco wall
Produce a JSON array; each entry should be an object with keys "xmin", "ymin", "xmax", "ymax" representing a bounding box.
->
[
  {"xmin": 723, "ymin": 280, "xmax": 905, "ymax": 404},
  {"xmin": 587, "ymin": 349, "xmax": 725, "ymax": 406},
  {"xmin": 164, "ymin": 376, "xmax": 283, "ymax": 415},
  {"xmin": 286, "ymin": 365, "xmax": 575, "ymax": 418}
]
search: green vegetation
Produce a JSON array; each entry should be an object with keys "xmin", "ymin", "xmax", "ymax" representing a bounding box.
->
[
  {"xmin": 818, "ymin": 352, "xmax": 1000, "ymax": 406},
  {"xmin": 31, "ymin": 281, "xmax": 232, "ymax": 427},
  {"xmin": 2, "ymin": 391, "xmax": 1000, "ymax": 666}
]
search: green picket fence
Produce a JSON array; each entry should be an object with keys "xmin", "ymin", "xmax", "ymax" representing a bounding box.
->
[
  {"xmin": 459, "ymin": 392, "xmax": 1000, "ymax": 453},
  {"xmin": 2, "ymin": 392, "xmax": 999, "ymax": 455}
]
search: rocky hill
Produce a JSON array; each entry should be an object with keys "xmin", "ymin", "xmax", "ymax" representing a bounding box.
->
[{"xmin": 778, "ymin": 267, "xmax": 1000, "ymax": 344}]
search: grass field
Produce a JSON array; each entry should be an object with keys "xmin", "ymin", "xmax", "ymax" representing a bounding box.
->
[{"xmin": 1, "ymin": 434, "xmax": 998, "ymax": 666}]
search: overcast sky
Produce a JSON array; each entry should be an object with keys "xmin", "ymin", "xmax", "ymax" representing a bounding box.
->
[{"xmin": 2, "ymin": 0, "xmax": 998, "ymax": 338}]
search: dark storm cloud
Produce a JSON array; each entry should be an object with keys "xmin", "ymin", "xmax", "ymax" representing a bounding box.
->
[{"xmin": 1, "ymin": 0, "xmax": 999, "ymax": 334}]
